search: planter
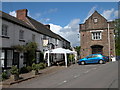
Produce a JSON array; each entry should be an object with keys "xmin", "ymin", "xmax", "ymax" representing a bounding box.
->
[
  {"xmin": 32, "ymin": 70, "xmax": 39, "ymax": 75},
  {"xmin": 11, "ymin": 74, "xmax": 19, "ymax": 81}
]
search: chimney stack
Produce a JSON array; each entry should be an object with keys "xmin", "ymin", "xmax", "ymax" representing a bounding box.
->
[
  {"xmin": 16, "ymin": 9, "xmax": 28, "ymax": 21},
  {"xmin": 45, "ymin": 24, "xmax": 50, "ymax": 29}
]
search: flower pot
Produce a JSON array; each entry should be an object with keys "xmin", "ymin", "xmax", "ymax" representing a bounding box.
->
[
  {"xmin": 11, "ymin": 74, "xmax": 19, "ymax": 81},
  {"xmin": 32, "ymin": 70, "xmax": 39, "ymax": 75}
]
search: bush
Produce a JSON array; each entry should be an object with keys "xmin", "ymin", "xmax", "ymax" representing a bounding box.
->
[
  {"xmin": 26, "ymin": 66, "xmax": 32, "ymax": 72},
  {"xmin": 39, "ymin": 63, "xmax": 46, "ymax": 69},
  {"xmin": 32, "ymin": 63, "xmax": 39, "ymax": 71},
  {"xmin": 20, "ymin": 66, "xmax": 29, "ymax": 74},
  {"xmin": 10, "ymin": 66, "xmax": 19, "ymax": 75},
  {"xmin": 2, "ymin": 71, "xmax": 8, "ymax": 80},
  {"xmin": 32, "ymin": 63, "xmax": 46, "ymax": 71}
]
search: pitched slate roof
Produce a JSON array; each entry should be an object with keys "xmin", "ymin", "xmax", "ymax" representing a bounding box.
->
[
  {"xmin": 0, "ymin": 11, "xmax": 34, "ymax": 31},
  {"xmin": 26, "ymin": 16, "xmax": 59, "ymax": 39},
  {"xmin": 0, "ymin": 10, "xmax": 70, "ymax": 43}
]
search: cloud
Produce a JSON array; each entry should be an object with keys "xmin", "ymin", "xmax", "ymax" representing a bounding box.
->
[
  {"xmin": 40, "ymin": 18, "xmax": 51, "ymax": 23},
  {"xmin": 9, "ymin": 11, "xmax": 16, "ymax": 17},
  {"xmin": 102, "ymin": 8, "xmax": 118, "ymax": 21},
  {"xmin": 49, "ymin": 23, "xmax": 62, "ymax": 34},
  {"xmin": 49, "ymin": 18, "xmax": 80, "ymax": 46},
  {"xmin": 47, "ymin": 8, "xmax": 58, "ymax": 13},
  {"xmin": 44, "ymin": 8, "xmax": 58, "ymax": 14},
  {"xmin": 114, "ymin": 10, "xmax": 118, "ymax": 18},
  {"xmin": 83, "ymin": 6, "xmax": 97, "ymax": 22},
  {"xmin": 102, "ymin": 8, "xmax": 114, "ymax": 20},
  {"xmin": 33, "ymin": 13, "xmax": 41, "ymax": 19}
]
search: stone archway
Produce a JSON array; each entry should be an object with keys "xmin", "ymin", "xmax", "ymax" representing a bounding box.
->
[{"xmin": 91, "ymin": 45, "xmax": 103, "ymax": 54}]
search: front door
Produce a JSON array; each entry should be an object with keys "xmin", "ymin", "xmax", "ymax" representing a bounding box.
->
[{"xmin": 13, "ymin": 52, "xmax": 19, "ymax": 69}]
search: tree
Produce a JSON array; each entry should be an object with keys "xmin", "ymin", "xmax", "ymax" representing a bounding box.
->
[
  {"xmin": 74, "ymin": 46, "xmax": 81, "ymax": 57},
  {"xmin": 114, "ymin": 19, "xmax": 120, "ymax": 56},
  {"xmin": 25, "ymin": 42, "xmax": 38, "ymax": 66}
]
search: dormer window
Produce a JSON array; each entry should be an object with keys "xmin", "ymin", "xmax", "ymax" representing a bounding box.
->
[{"xmin": 94, "ymin": 18, "xmax": 98, "ymax": 23}]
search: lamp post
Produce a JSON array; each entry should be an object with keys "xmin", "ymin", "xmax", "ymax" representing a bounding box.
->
[{"xmin": 108, "ymin": 23, "xmax": 111, "ymax": 61}]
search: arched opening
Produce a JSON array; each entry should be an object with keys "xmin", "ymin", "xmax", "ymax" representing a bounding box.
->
[{"xmin": 91, "ymin": 45, "xmax": 103, "ymax": 54}]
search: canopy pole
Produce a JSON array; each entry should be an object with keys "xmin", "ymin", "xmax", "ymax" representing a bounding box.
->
[
  {"xmin": 44, "ymin": 52, "xmax": 46, "ymax": 60},
  {"xmin": 48, "ymin": 52, "xmax": 51, "ymax": 67},
  {"xmin": 65, "ymin": 53, "xmax": 67, "ymax": 68}
]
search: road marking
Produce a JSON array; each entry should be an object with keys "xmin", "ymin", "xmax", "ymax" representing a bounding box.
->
[
  {"xmin": 92, "ymin": 68, "xmax": 97, "ymax": 70},
  {"xmin": 58, "ymin": 80, "xmax": 67, "ymax": 85},
  {"xmin": 63, "ymin": 80, "xmax": 67, "ymax": 83},
  {"xmin": 74, "ymin": 75, "xmax": 80, "ymax": 78},
  {"xmin": 84, "ymin": 70, "xmax": 89, "ymax": 73}
]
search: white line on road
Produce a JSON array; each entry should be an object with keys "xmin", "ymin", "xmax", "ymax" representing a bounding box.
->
[
  {"xmin": 74, "ymin": 75, "xmax": 80, "ymax": 78},
  {"xmin": 58, "ymin": 80, "xmax": 67, "ymax": 85}
]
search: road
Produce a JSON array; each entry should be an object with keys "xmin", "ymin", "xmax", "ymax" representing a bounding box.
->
[{"xmin": 9, "ymin": 61, "xmax": 118, "ymax": 88}]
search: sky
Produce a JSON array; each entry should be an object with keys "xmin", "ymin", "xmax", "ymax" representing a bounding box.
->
[{"xmin": 2, "ymin": 2, "xmax": 119, "ymax": 47}]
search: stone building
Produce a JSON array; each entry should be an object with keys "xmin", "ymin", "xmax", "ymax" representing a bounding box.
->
[{"xmin": 79, "ymin": 11, "xmax": 115, "ymax": 59}]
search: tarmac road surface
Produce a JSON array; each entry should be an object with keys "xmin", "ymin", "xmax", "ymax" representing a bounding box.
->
[{"xmin": 9, "ymin": 61, "xmax": 118, "ymax": 88}]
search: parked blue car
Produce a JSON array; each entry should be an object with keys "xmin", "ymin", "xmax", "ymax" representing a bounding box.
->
[{"xmin": 78, "ymin": 54, "xmax": 108, "ymax": 65}]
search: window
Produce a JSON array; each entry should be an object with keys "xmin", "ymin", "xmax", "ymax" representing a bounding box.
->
[
  {"xmin": 19, "ymin": 30, "xmax": 24, "ymax": 40},
  {"xmin": 92, "ymin": 32, "xmax": 102, "ymax": 40},
  {"xmin": 2, "ymin": 24, "xmax": 8, "ymax": 36},
  {"xmin": 7, "ymin": 50, "xmax": 13, "ymax": 67},
  {"xmin": 32, "ymin": 34, "xmax": 35, "ymax": 41},
  {"xmin": 0, "ymin": 50, "xmax": 5, "ymax": 67},
  {"xmin": 94, "ymin": 18, "xmax": 98, "ymax": 23}
]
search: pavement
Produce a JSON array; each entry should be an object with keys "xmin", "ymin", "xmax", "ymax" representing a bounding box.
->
[{"xmin": 1, "ymin": 65, "xmax": 65, "ymax": 88}]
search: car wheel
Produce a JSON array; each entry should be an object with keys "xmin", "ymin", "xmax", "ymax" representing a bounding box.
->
[
  {"xmin": 99, "ymin": 60, "xmax": 103, "ymax": 64},
  {"xmin": 81, "ymin": 61, "xmax": 85, "ymax": 65}
]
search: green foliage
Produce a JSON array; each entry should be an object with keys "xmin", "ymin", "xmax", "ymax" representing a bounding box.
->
[
  {"xmin": 39, "ymin": 63, "xmax": 46, "ymax": 69},
  {"xmin": 32, "ymin": 63, "xmax": 40, "ymax": 71},
  {"xmin": 74, "ymin": 46, "xmax": 81, "ymax": 56},
  {"xmin": 68, "ymin": 54, "xmax": 75, "ymax": 62},
  {"xmin": 12, "ymin": 42, "xmax": 38, "ymax": 66},
  {"xmin": 2, "ymin": 71, "xmax": 8, "ymax": 80},
  {"xmin": 25, "ymin": 42, "xmax": 38, "ymax": 51},
  {"xmin": 10, "ymin": 66, "xmax": 19, "ymax": 75},
  {"xmin": 19, "ymin": 66, "xmax": 29, "ymax": 74},
  {"xmin": 12, "ymin": 45, "xmax": 26, "ymax": 52},
  {"xmin": 32, "ymin": 63, "xmax": 37, "ymax": 70},
  {"xmin": 26, "ymin": 66, "xmax": 32, "ymax": 72},
  {"xmin": 114, "ymin": 19, "xmax": 120, "ymax": 56},
  {"xmin": 32, "ymin": 63, "xmax": 46, "ymax": 71},
  {"xmin": 26, "ymin": 42, "xmax": 38, "ymax": 66}
]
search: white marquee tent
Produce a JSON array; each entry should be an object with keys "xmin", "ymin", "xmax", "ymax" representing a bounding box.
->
[{"xmin": 44, "ymin": 48, "xmax": 77, "ymax": 67}]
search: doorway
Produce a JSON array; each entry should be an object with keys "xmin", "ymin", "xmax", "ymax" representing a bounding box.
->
[{"xmin": 91, "ymin": 45, "xmax": 103, "ymax": 54}]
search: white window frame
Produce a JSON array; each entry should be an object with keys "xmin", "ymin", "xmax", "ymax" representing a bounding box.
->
[
  {"xmin": 92, "ymin": 32, "xmax": 102, "ymax": 40},
  {"xmin": 2, "ymin": 24, "xmax": 8, "ymax": 36},
  {"xmin": 19, "ymin": 30, "xmax": 24, "ymax": 40}
]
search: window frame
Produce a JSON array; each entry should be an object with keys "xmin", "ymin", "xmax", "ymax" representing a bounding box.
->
[
  {"xmin": 2, "ymin": 24, "xmax": 9, "ymax": 38},
  {"xmin": 91, "ymin": 32, "xmax": 102, "ymax": 40},
  {"xmin": 19, "ymin": 30, "xmax": 24, "ymax": 40}
]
